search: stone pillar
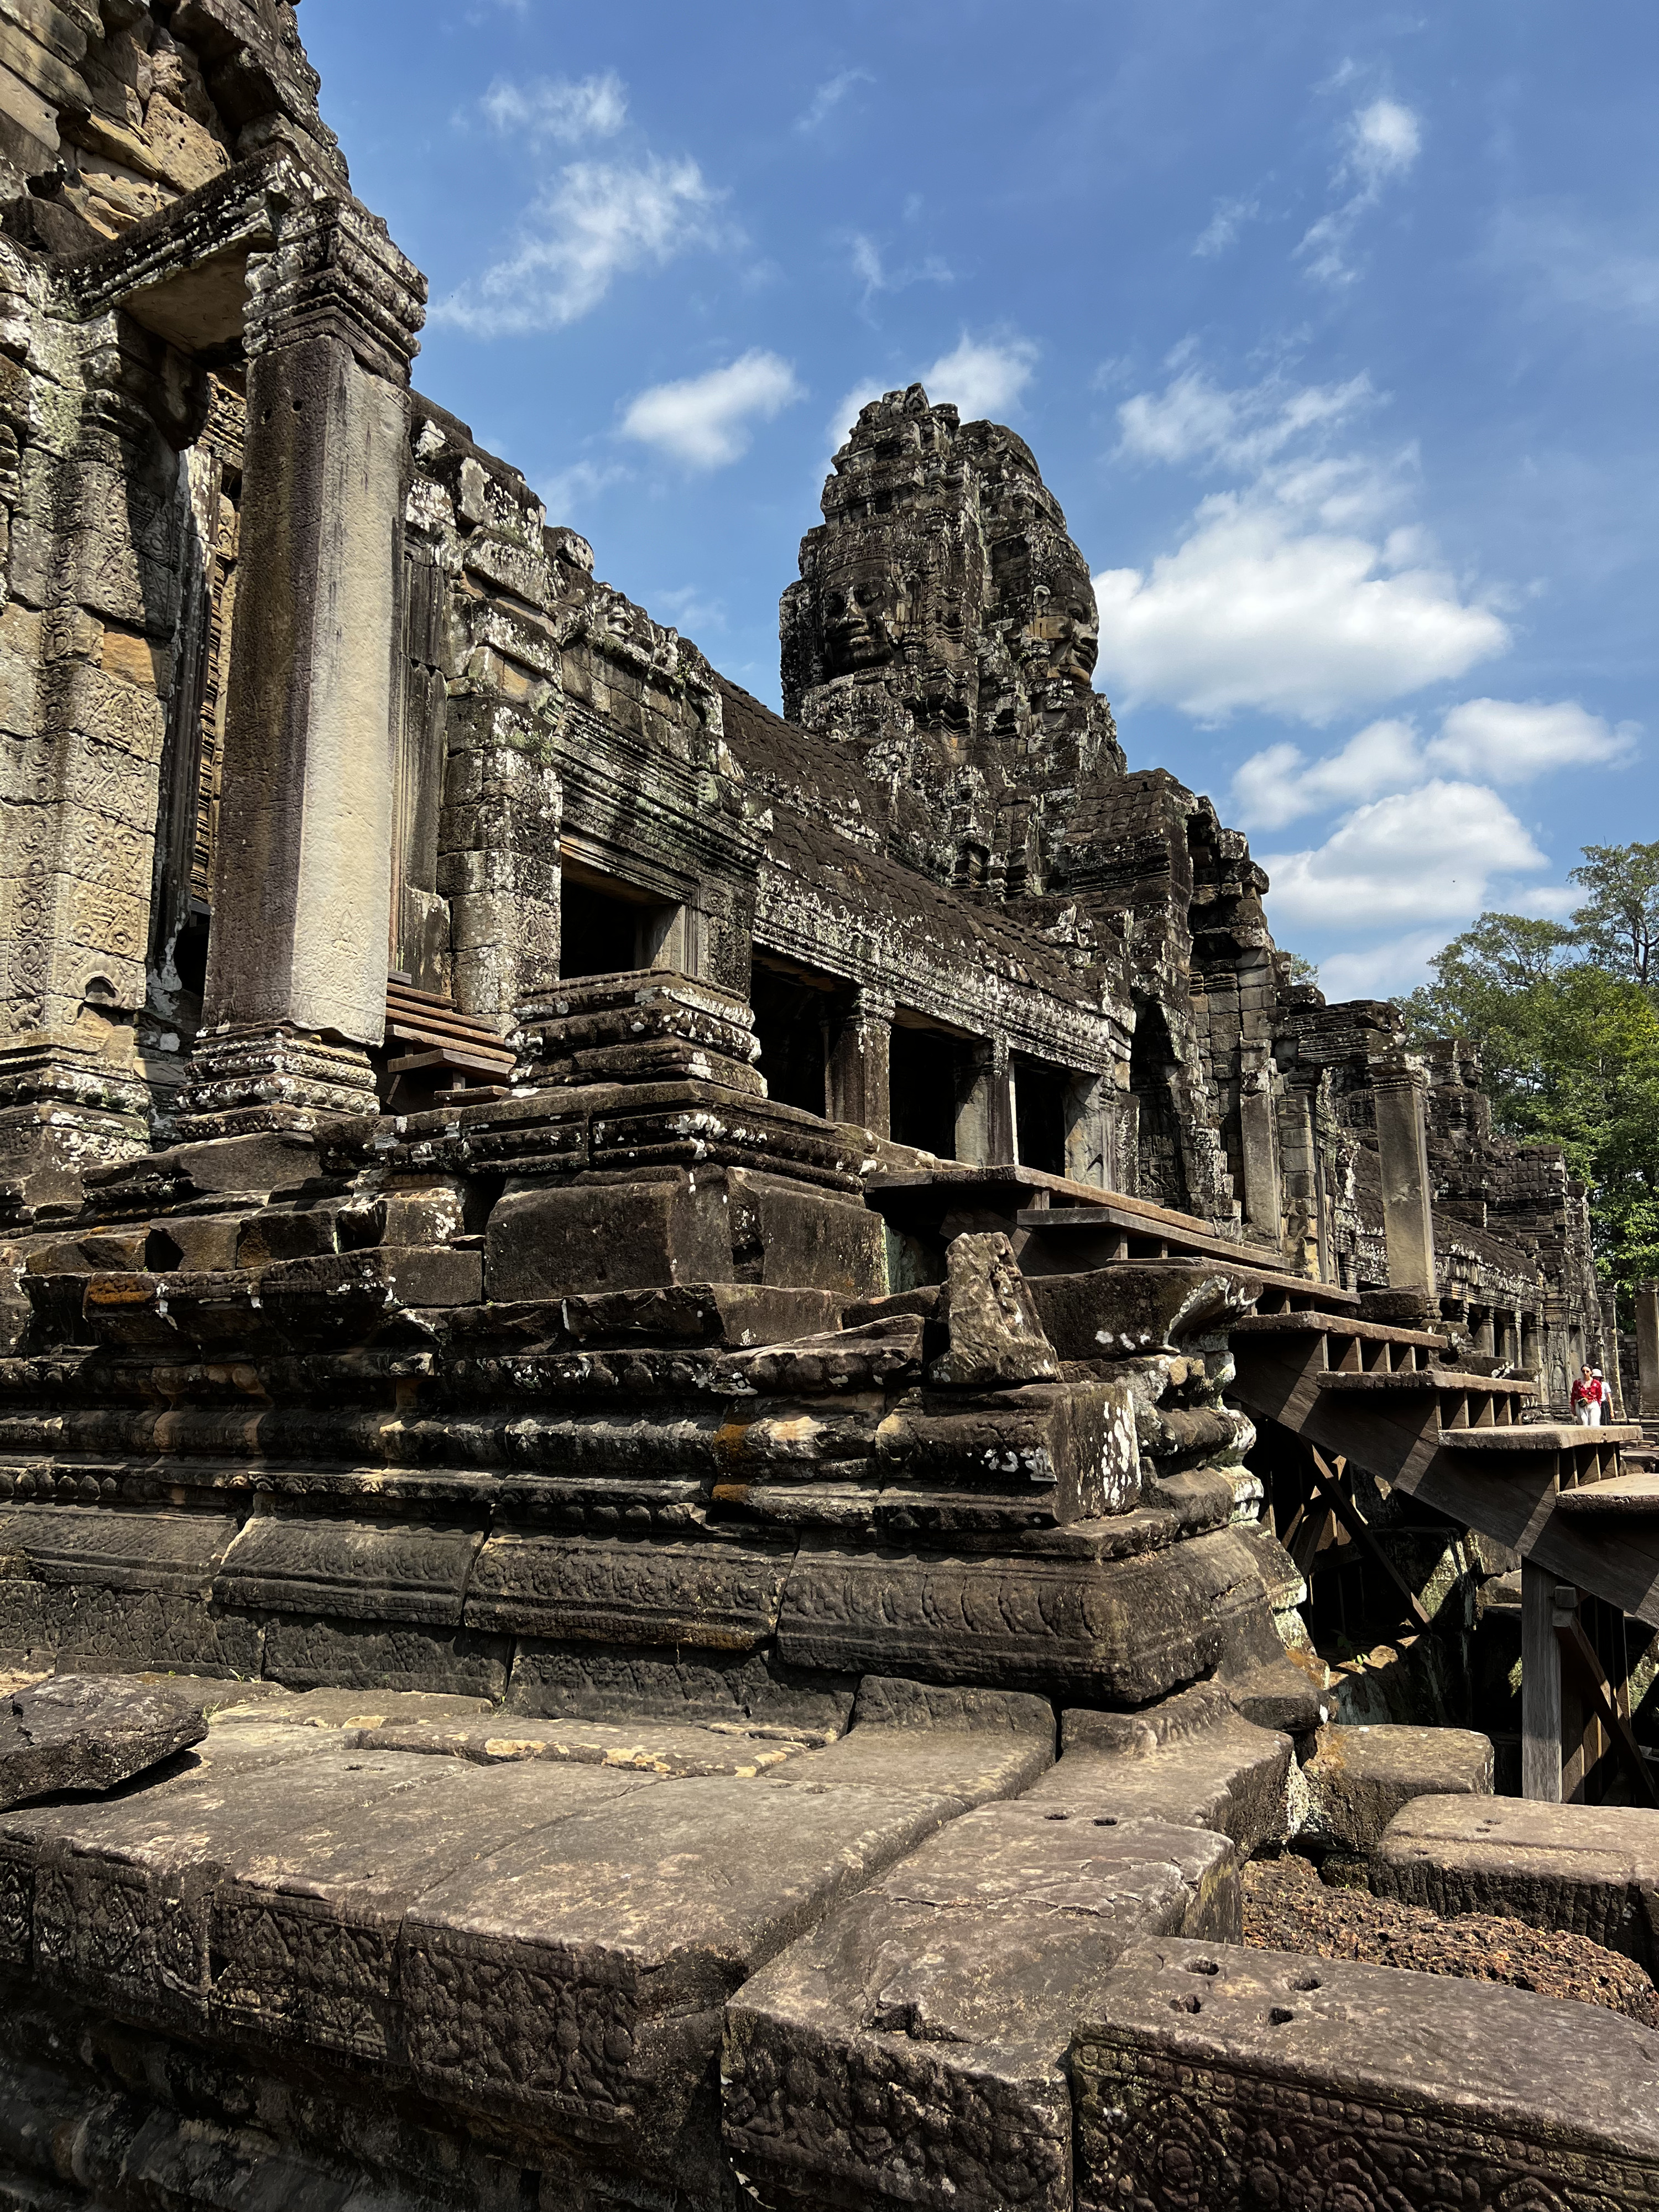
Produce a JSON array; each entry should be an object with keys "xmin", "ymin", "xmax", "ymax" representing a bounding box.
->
[
  {"xmin": 1238, "ymin": 1066, "xmax": 1282, "ymax": 1243},
  {"xmin": 1637, "ymin": 1282, "xmax": 1659, "ymax": 1420},
  {"xmin": 1372, "ymin": 1057, "xmax": 1437, "ymax": 1304},
  {"xmin": 957, "ymin": 1036, "xmax": 1014, "ymax": 1166},
  {"xmin": 1600, "ymin": 1291, "xmax": 1627, "ymax": 1419},
  {"xmin": 180, "ymin": 190, "xmax": 426, "ymax": 1134},
  {"xmin": 0, "ymin": 314, "xmax": 208, "ymax": 1204},
  {"xmin": 827, "ymin": 989, "xmax": 891, "ymax": 1138},
  {"xmin": 1063, "ymin": 1074, "xmax": 1110, "ymax": 1190}
]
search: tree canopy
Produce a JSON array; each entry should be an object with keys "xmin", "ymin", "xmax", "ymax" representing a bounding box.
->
[{"xmin": 1396, "ymin": 843, "xmax": 1659, "ymax": 1303}]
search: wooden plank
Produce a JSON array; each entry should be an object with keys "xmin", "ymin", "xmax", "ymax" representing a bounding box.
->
[{"xmin": 1522, "ymin": 1559, "xmax": 1563, "ymax": 1803}]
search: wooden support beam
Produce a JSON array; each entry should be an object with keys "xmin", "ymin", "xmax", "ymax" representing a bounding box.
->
[
  {"xmin": 1554, "ymin": 1600, "xmax": 1659, "ymax": 1809},
  {"xmin": 1522, "ymin": 1558, "xmax": 1563, "ymax": 1803},
  {"xmin": 1307, "ymin": 1448, "xmax": 1433, "ymax": 1633}
]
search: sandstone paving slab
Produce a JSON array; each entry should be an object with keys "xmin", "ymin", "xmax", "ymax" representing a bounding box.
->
[
  {"xmin": 0, "ymin": 1675, "xmax": 207, "ymax": 1809},
  {"xmin": 1300, "ymin": 1721, "xmax": 1493, "ymax": 1856},
  {"xmin": 1073, "ymin": 1938, "xmax": 1659, "ymax": 2212},
  {"xmin": 1046, "ymin": 1682, "xmax": 1292, "ymax": 1851},
  {"xmin": 723, "ymin": 1805, "xmax": 1238, "ymax": 2212},
  {"xmin": 1375, "ymin": 1793, "xmax": 1659, "ymax": 1968},
  {"xmin": 400, "ymin": 1772, "xmax": 961, "ymax": 2186},
  {"xmin": 10, "ymin": 1749, "xmax": 531, "ymax": 2032},
  {"xmin": 205, "ymin": 1756, "xmax": 655, "ymax": 2063}
]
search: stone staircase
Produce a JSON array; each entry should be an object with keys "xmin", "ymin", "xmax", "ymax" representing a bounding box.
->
[{"xmin": 1226, "ymin": 1306, "xmax": 1657, "ymax": 1627}]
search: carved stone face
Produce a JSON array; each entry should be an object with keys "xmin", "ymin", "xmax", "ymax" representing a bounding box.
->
[
  {"xmin": 820, "ymin": 566, "xmax": 905, "ymax": 675},
  {"xmin": 1020, "ymin": 548, "xmax": 1099, "ymax": 690}
]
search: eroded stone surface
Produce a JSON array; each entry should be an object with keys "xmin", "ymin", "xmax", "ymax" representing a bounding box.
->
[{"xmin": 1074, "ymin": 1939, "xmax": 1659, "ymax": 2212}]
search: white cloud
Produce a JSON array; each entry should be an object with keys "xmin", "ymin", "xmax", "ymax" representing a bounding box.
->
[
  {"xmin": 848, "ymin": 232, "xmax": 953, "ymax": 304},
  {"xmin": 1232, "ymin": 698, "xmax": 1637, "ymax": 827},
  {"xmin": 481, "ymin": 72, "xmax": 626, "ymax": 142},
  {"xmin": 1232, "ymin": 717, "xmax": 1421, "ymax": 830},
  {"xmin": 1298, "ymin": 95, "xmax": 1423, "ymax": 285},
  {"xmin": 1493, "ymin": 206, "xmax": 1659, "ymax": 325},
  {"xmin": 1316, "ymin": 929, "xmax": 1455, "ymax": 1000},
  {"xmin": 1428, "ymin": 696, "xmax": 1637, "ymax": 781},
  {"xmin": 829, "ymin": 333, "xmax": 1037, "ymax": 450},
  {"xmin": 1094, "ymin": 499, "xmax": 1506, "ymax": 722},
  {"xmin": 1349, "ymin": 98, "xmax": 1421, "ymax": 187},
  {"xmin": 1194, "ymin": 196, "xmax": 1259, "ymax": 259},
  {"xmin": 1117, "ymin": 367, "xmax": 1374, "ymax": 472},
  {"xmin": 796, "ymin": 69, "xmax": 872, "ymax": 134},
  {"xmin": 917, "ymin": 333, "xmax": 1037, "ymax": 420},
  {"xmin": 620, "ymin": 350, "xmax": 804, "ymax": 468},
  {"xmin": 1261, "ymin": 780, "xmax": 1547, "ymax": 934},
  {"xmin": 540, "ymin": 456, "xmax": 629, "ymax": 518},
  {"xmin": 435, "ymin": 156, "xmax": 728, "ymax": 336}
]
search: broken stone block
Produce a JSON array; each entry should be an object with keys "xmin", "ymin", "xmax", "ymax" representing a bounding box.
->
[
  {"xmin": 1050, "ymin": 1681, "xmax": 1293, "ymax": 1852},
  {"xmin": 724, "ymin": 1807, "xmax": 1237, "ymax": 2212},
  {"xmin": 1027, "ymin": 1261, "xmax": 1261, "ymax": 1360},
  {"xmin": 1301, "ymin": 1722, "xmax": 1493, "ymax": 1859},
  {"xmin": 1073, "ymin": 1939, "xmax": 1659, "ymax": 2212},
  {"xmin": 0, "ymin": 1674, "xmax": 206, "ymax": 1808},
  {"xmin": 1374, "ymin": 1794, "xmax": 1659, "ymax": 1970},
  {"xmin": 929, "ymin": 1232, "xmax": 1058, "ymax": 1386}
]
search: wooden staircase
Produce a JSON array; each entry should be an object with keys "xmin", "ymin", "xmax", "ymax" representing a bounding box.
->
[{"xmin": 1227, "ymin": 1310, "xmax": 1653, "ymax": 1623}]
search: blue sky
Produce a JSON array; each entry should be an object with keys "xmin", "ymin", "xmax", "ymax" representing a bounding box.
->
[{"xmin": 303, "ymin": 0, "xmax": 1658, "ymax": 998}]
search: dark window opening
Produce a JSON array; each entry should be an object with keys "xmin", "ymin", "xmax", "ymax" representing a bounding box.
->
[
  {"xmin": 751, "ymin": 961, "xmax": 833, "ymax": 1116},
  {"xmin": 1014, "ymin": 1056, "xmax": 1068, "ymax": 1178},
  {"xmin": 891, "ymin": 1022, "xmax": 958, "ymax": 1159},
  {"xmin": 559, "ymin": 871, "xmax": 676, "ymax": 980},
  {"xmin": 1129, "ymin": 997, "xmax": 1187, "ymax": 1210}
]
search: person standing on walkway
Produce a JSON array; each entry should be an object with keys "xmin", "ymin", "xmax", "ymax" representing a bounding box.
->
[{"xmin": 1571, "ymin": 1363, "xmax": 1606, "ymax": 1426}]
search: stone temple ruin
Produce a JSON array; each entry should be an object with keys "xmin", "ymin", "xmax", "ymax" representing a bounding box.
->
[{"xmin": 2, "ymin": 7, "xmax": 1659, "ymax": 2210}]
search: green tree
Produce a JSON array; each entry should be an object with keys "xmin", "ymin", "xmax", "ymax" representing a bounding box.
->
[
  {"xmin": 1569, "ymin": 841, "xmax": 1659, "ymax": 988},
  {"xmin": 1399, "ymin": 901, "xmax": 1659, "ymax": 1302}
]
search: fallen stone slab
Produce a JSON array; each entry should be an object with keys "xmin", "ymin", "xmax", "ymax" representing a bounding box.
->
[
  {"xmin": 1300, "ymin": 1721, "xmax": 1493, "ymax": 1858},
  {"xmin": 1073, "ymin": 1939, "xmax": 1659, "ymax": 2212},
  {"xmin": 724, "ymin": 1805, "xmax": 1237, "ymax": 2212},
  {"xmin": 0, "ymin": 1675, "xmax": 207, "ymax": 1809},
  {"xmin": 1243, "ymin": 1852, "xmax": 1659, "ymax": 2023},
  {"xmin": 1041, "ymin": 1681, "xmax": 1292, "ymax": 1851},
  {"xmin": 1375, "ymin": 1794, "xmax": 1659, "ymax": 1970}
]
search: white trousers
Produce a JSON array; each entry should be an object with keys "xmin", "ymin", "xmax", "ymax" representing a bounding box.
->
[{"xmin": 1577, "ymin": 1401, "xmax": 1603, "ymax": 1426}]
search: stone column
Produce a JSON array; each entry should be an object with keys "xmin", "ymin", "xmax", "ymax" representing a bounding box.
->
[
  {"xmin": 957, "ymin": 1036, "xmax": 1014, "ymax": 1166},
  {"xmin": 1600, "ymin": 1291, "xmax": 1627, "ymax": 1419},
  {"xmin": 1372, "ymin": 1057, "xmax": 1437, "ymax": 1304},
  {"xmin": 180, "ymin": 189, "xmax": 426, "ymax": 1134},
  {"xmin": 0, "ymin": 310, "xmax": 212, "ymax": 1204},
  {"xmin": 1238, "ymin": 1064, "xmax": 1282, "ymax": 1243},
  {"xmin": 826, "ymin": 989, "xmax": 891, "ymax": 1138},
  {"xmin": 1063, "ymin": 1074, "xmax": 1111, "ymax": 1190},
  {"xmin": 1637, "ymin": 1282, "xmax": 1659, "ymax": 1420}
]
